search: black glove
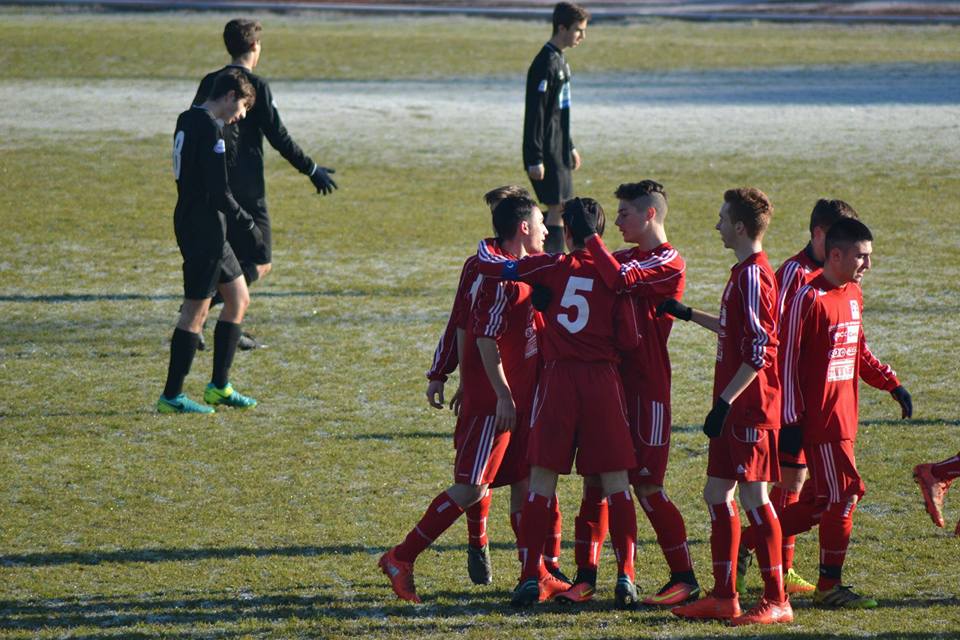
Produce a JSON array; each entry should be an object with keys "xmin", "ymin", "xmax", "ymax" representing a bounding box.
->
[
  {"xmin": 891, "ymin": 385, "xmax": 913, "ymax": 419},
  {"xmin": 779, "ymin": 424, "xmax": 804, "ymax": 457},
  {"xmin": 703, "ymin": 398, "xmax": 730, "ymax": 438},
  {"xmin": 531, "ymin": 284, "xmax": 552, "ymax": 312},
  {"xmin": 309, "ymin": 165, "xmax": 338, "ymax": 195},
  {"xmin": 565, "ymin": 197, "xmax": 597, "ymax": 239},
  {"xmin": 655, "ymin": 298, "xmax": 692, "ymax": 321}
]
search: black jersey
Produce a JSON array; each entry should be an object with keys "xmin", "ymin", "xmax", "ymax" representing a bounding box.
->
[
  {"xmin": 194, "ymin": 65, "xmax": 314, "ymax": 202},
  {"xmin": 172, "ymin": 106, "xmax": 254, "ymax": 257},
  {"xmin": 523, "ymin": 43, "xmax": 574, "ymax": 170}
]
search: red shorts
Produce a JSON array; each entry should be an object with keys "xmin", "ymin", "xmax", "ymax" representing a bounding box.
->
[
  {"xmin": 453, "ymin": 413, "xmax": 512, "ymax": 486},
  {"xmin": 806, "ymin": 440, "xmax": 865, "ymax": 504},
  {"xmin": 624, "ymin": 391, "xmax": 672, "ymax": 487},
  {"xmin": 528, "ymin": 361, "xmax": 636, "ymax": 476},
  {"xmin": 707, "ymin": 424, "xmax": 780, "ymax": 483},
  {"xmin": 491, "ymin": 406, "xmax": 532, "ymax": 488}
]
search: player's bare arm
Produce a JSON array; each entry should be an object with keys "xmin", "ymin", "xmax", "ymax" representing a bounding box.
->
[{"xmin": 476, "ymin": 337, "xmax": 516, "ymax": 432}]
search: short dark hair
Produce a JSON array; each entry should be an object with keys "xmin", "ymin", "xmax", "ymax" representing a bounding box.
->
[
  {"xmin": 809, "ymin": 198, "xmax": 858, "ymax": 234},
  {"xmin": 223, "ymin": 18, "xmax": 261, "ymax": 58},
  {"xmin": 484, "ymin": 185, "xmax": 531, "ymax": 210},
  {"xmin": 552, "ymin": 2, "xmax": 590, "ymax": 34},
  {"xmin": 209, "ymin": 68, "xmax": 256, "ymax": 107},
  {"xmin": 723, "ymin": 187, "xmax": 773, "ymax": 239},
  {"xmin": 562, "ymin": 197, "xmax": 605, "ymax": 246},
  {"xmin": 824, "ymin": 217, "xmax": 873, "ymax": 257},
  {"xmin": 492, "ymin": 196, "xmax": 538, "ymax": 241},
  {"xmin": 614, "ymin": 179, "xmax": 667, "ymax": 203}
]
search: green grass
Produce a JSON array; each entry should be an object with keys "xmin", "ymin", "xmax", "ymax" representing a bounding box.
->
[{"xmin": 1, "ymin": 10, "xmax": 959, "ymax": 639}]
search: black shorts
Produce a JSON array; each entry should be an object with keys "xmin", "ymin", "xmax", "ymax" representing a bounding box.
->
[
  {"xmin": 227, "ymin": 196, "xmax": 272, "ymax": 266},
  {"xmin": 182, "ymin": 241, "xmax": 243, "ymax": 300},
  {"xmin": 529, "ymin": 161, "xmax": 573, "ymax": 206}
]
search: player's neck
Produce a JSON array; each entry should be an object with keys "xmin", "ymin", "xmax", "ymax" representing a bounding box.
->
[
  {"xmin": 501, "ymin": 236, "xmax": 525, "ymax": 259},
  {"xmin": 231, "ymin": 55, "xmax": 256, "ymax": 71},
  {"xmin": 733, "ymin": 238, "xmax": 762, "ymax": 264},
  {"xmin": 634, "ymin": 227, "xmax": 668, "ymax": 252},
  {"xmin": 548, "ymin": 35, "xmax": 567, "ymax": 51},
  {"xmin": 821, "ymin": 268, "xmax": 848, "ymax": 288}
]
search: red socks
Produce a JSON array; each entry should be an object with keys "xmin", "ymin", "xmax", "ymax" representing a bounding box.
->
[
  {"xmin": 466, "ymin": 489, "xmax": 491, "ymax": 549},
  {"xmin": 817, "ymin": 500, "xmax": 856, "ymax": 591},
  {"xmin": 742, "ymin": 495, "xmax": 819, "ymax": 551},
  {"xmin": 708, "ymin": 501, "xmax": 740, "ymax": 598},
  {"xmin": 575, "ymin": 485, "xmax": 608, "ymax": 571},
  {"xmin": 519, "ymin": 492, "xmax": 553, "ymax": 580},
  {"xmin": 769, "ymin": 485, "xmax": 800, "ymax": 571},
  {"xmin": 544, "ymin": 494, "xmax": 563, "ymax": 572},
  {"xmin": 747, "ymin": 502, "xmax": 785, "ymax": 602},
  {"xmin": 607, "ymin": 490, "xmax": 638, "ymax": 581},
  {"xmin": 640, "ymin": 489, "xmax": 692, "ymax": 573},
  {"xmin": 932, "ymin": 453, "xmax": 960, "ymax": 481},
  {"xmin": 395, "ymin": 491, "xmax": 465, "ymax": 563}
]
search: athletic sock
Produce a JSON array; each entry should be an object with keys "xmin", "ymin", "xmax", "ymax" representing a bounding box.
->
[
  {"xmin": 466, "ymin": 489, "xmax": 491, "ymax": 549},
  {"xmin": 708, "ymin": 500, "xmax": 740, "ymax": 598},
  {"xmin": 544, "ymin": 225, "xmax": 565, "ymax": 254},
  {"xmin": 639, "ymin": 489, "xmax": 693, "ymax": 574},
  {"xmin": 519, "ymin": 492, "xmax": 553, "ymax": 581},
  {"xmin": 607, "ymin": 490, "xmax": 638, "ymax": 581},
  {"xmin": 574, "ymin": 485, "xmax": 608, "ymax": 573},
  {"xmin": 510, "ymin": 509, "xmax": 523, "ymax": 563},
  {"xmin": 770, "ymin": 485, "xmax": 801, "ymax": 571},
  {"xmin": 543, "ymin": 494, "xmax": 562, "ymax": 572},
  {"xmin": 211, "ymin": 320, "xmax": 242, "ymax": 388},
  {"xmin": 746, "ymin": 502, "xmax": 785, "ymax": 602},
  {"xmin": 162, "ymin": 328, "xmax": 200, "ymax": 399},
  {"xmin": 931, "ymin": 453, "xmax": 960, "ymax": 481},
  {"xmin": 742, "ymin": 494, "xmax": 819, "ymax": 551},
  {"xmin": 394, "ymin": 491, "xmax": 465, "ymax": 564},
  {"xmin": 817, "ymin": 500, "xmax": 856, "ymax": 591}
]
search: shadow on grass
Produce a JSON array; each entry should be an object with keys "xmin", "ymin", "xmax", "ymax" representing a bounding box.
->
[
  {"xmin": 338, "ymin": 430, "xmax": 448, "ymax": 440},
  {"xmin": 861, "ymin": 418, "xmax": 960, "ymax": 427},
  {"xmin": 0, "ymin": 289, "xmax": 432, "ymax": 304}
]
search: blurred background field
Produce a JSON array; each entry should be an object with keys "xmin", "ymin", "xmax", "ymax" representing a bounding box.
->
[{"xmin": 0, "ymin": 8, "xmax": 958, "ymax": 638}]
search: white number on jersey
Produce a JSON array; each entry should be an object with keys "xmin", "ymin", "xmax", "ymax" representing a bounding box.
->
[
  {"xmin": 557, "ymin": 276, "xmax": 593, "ymax": 334},
  {"xmin": 172, "ymin": 130, "xmax": 185, "ymax": 180}
]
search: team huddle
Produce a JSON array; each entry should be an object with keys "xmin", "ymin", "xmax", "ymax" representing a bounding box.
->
[{"xmin": 151, "ymin": 4, "xmax": 951, "ymax": 628}]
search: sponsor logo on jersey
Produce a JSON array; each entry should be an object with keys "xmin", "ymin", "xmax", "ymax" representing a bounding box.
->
[
  {"xmin": 849, "ymin": 299, "xmax": 860, "ymax": 319},
  {"xmin": 213, "ymin": 138, "xmax": 226, "ymax": 154}
]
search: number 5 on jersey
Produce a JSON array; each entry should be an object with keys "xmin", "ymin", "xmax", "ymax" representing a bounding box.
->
[{"xmin": 558, "ymin": 276, "xmax": 593, "ymax": 334}]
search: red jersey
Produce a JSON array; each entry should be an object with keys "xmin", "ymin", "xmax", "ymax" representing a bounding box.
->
[
  {"xmin": 780, "ymin": 273, "xmax": 901, "ymax": 445},
  {"xmin": 426, "ymin": 238, "xmax": 504, "ymax": 382},
  {"xmin": 586, "ymin": 235, "xmax": 685, "ymax": 390},
  {"xmin": 714, "ymin": 252, "xmax": 781, "ymax": 429},
  {"xmin": 477, "ymin": 244, "xmax": 622, "ymax": 363},
  {"xmin": 774, "ymin": 244, "xmax": 821, "ymax": 321},
  {"xmin": 460, "ymin": 276, "xmax": 542, "ymax": 416}
]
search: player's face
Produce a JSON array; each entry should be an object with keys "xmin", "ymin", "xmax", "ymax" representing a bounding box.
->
[
  {"xmin": 221, "ymin": 95, "xmax": 249, "ymax": 125},
  {"xmin": 559, "ymin": 20, "xmax": 587, "ymax": 48},
  {"xmin": 615, "ymin": 199, "xmax": 646, "ymax": 244},
  {"xmin": 523, "ymin": 207, "xmax": 548, "ymax": 254},
  {"xmin": 836, "ymin": 240, "xmax": 873, "ymax": 284},
  {"xmin": 716, "ymin": 203, "xmax": 737, "ymax": 249}
]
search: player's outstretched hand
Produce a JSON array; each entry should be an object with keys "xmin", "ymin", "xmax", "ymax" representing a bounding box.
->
[
  {"xmin": 780, "ymin": 424, "xmax": 803, "ymax": 456},
  {"xmin": 495, "ymin": 392, "xmax": 517, "ymax": 432},
  {"xmin": 703, "ymin": 398, "xmax": 730, "ymax": 438},
  {"xmin": 891, "ymin": 385, "xmax": 913, "ymax": 419},
  {"xmin": 309, "ymin": 164, "xmax": 338, "ymax": 195},
  {"xmin": 449, "ymin": 384, "xmax": 464, "ymax": 416},
  {"xmin": 426, "ymin": 380, "xmax": 445, "ymax": 409},
  {"xmin": 531, "ymin": 284, "xmax": 552, "ymax": 311},
  {"xmin": 565, "ymin": 197, "xmax": 597, "ymax": 238},
  {"xmin": 655, "ymin": 298, "xmax": 692, "ymax": 321}
]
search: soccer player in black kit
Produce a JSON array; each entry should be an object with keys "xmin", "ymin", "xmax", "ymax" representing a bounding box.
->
[
  {"xmin": 193, "ymin": 18, "xmax": 338, "ymax": 348},
  {"xmin": 523, "ymin": 2, "xmax": 589, "ymax": 254},
  {"xmin": 158, "ymin": 69, "xmax": 261, "ymax": 414}
]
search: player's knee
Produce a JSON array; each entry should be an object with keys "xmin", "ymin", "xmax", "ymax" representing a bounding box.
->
[{"xmin": 633, "ymin": 483, "xmax": 663, "ymax": 498}]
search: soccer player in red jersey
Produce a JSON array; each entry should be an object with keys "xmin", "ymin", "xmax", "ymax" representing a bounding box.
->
[
  {"xmin": 380, "ymin": 194, "xmax": 553, "ymax": 604},
  {"xmin": 767, "ymin": 199, "xmax": 860, "ymax": 595},
  {"xmin": 742, "ymin": 217, "xmax": 910, "ymax": 609},
  {"xmin": 477, "ymin": 197, "xmax": 641, "ymax": 609},
  {"xmin": 567, "ymin": 180, "xmax": 700, "ymax": 606},
  {"xmin": 422, "ymin": 186, "xmax": 568, "ymax": 588},
  {"xmin": 915, "ymin": 453, "xmax": 960, "ymax": 534},
  {"xmin": 661, "ymin": 188, "xmax": 792, "ymax": 625}
]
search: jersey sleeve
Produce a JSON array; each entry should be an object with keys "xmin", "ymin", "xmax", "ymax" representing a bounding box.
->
[
  {"xmin": 474, "ymin": 240, "xmax": 559, "ymax": 284},
  {"xmin": 425, "ymin": 258, "xmax": 475, "ymax": 381},
  {"xmin": 586, "ymin": 235, "xmax": 684, "ymax": 296},
  {"xmin": 255, "ymin": 81, "xmax": 316, "ymax": 175},
  {"xmin": 522, "ymin": 55, "xmax": 553, "ymax": 168},
  {"xmin": 612, "ymin": 295, "xmax": 641, "ymax": 352},
  {"xmin": 858, "ymin": 314, "xmax": 901, "ymax": 391},
  {"xmin": 473, "ymin": 279, "xmax": 516, "ymax": 340},
  {"xmin": 738, "ymin": 264, "xmax": 779, "ymax": 371},
  {"xmin": 779, "ymin": 286, "xmax": 817, "ymax": 425},
  {"xmin": 202, "ymin": 122, "xmax": 254, "ymax": 228},
  {"xmin": 775, "ymin": 260, "xmax": 805, "ymax": 322}
]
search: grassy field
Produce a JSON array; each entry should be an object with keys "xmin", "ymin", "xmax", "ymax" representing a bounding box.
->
[{"xmin": 1, "ymin": 8, "xmax": 959, "ymax": 639}]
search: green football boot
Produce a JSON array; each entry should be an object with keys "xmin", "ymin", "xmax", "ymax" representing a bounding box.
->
[
  {"xmin": 813, "ymin": 584, "xmax": 878, "ymax": 609},
  {"xmin": 157, "ymin": 393, "xmax": 215, "ymax": 414},
  {"xmin": 203, "ymin": 383, "xmax": 257, "ymax": 409}
]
